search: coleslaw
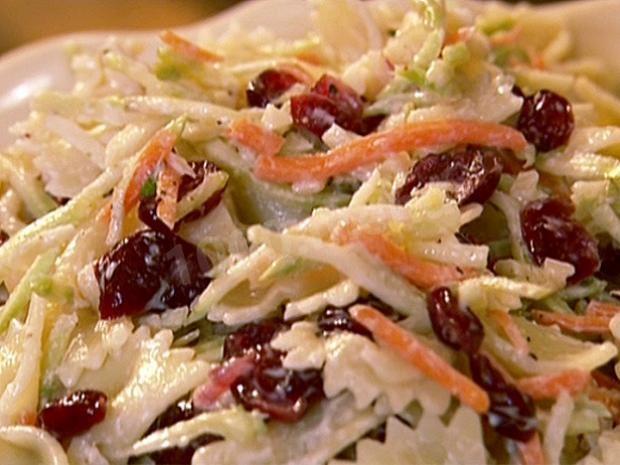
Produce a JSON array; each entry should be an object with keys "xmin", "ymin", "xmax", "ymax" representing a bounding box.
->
[{"xmin": 1, "ymin": 0, "xmax": 620, "ymax": 464}]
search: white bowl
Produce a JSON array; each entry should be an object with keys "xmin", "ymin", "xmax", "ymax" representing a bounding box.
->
[{"xmin": 0, "ymin": 0, "xmax": 618, "ymax": 147}]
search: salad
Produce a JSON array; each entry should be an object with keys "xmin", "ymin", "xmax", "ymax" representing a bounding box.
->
[{"xmin": 1, "ymin": 0, "xmax": 620, "ymax": 463}]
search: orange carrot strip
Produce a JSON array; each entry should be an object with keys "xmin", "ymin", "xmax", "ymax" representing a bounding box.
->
[
  {"xmin": 490, "ymin": 25, "xmax": 522, "ymax": 47},
  {"xmin": 156, "ymin": 159, "xmax": 182, "ymax": 229},
  {"xmin": 254, "ymin": 119, "xmax": 527, "ymax": 183},
  {"xmin": 228, "ymin": 119, "xmax": 285, "ymax": 158},
  {"xmin": 517, "ymin": 433, "xmax": 545, "ymax": 465},
  {"xmin": 97, "ymin": 203, "xmax": 112, "ymax": 224},
  {"xmin": 517, "ymin": 370, "xmax": 591, "ymax": 401},
  {"xmin": 161, "ymin": 30, "xmax": 223, "ymax": 63},
  {"xmin": 124, "ymin": 127, "xmax": 179, "ymax": 212},
  {"xmin": 489, "ymin": 310, "xmax": 530, "ymax": 357},
  {"xmin": 444, "ymin": 32, "xmax": 462, "ymax": 46},
  {"xmin": 339, "ymin": 229, "xmax": 477, "ymax": 290},
  {"xmin": 350, "ymin": 305, "xmax": 490, "ymax": 413},
  {"xmin": 586, "ymin": 301, "xmax": 620, "ymax": 318},
  {"xmin": 532, "ymin": 310, "xmax": 611, "ymax": 334}
]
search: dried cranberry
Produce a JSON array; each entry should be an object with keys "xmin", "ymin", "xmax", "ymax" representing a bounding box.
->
[
  {"xmin": 312, "ymin": 75, "xmax": 364, "ymax": 119},
  {"xmin": 469, "ymin": 354, "xmax": 537, "ymax": 442},
  {"xmin": 358, "ymin": 114, "xmax": 386, "ymax": 136},
  {"xmin": 223, "ymin": 319, "xmax": 287, "ymax": 359},
  {"xmin": 427, "ymin": 287, "xmax": 483, "ymax": 354},
  {"xmin": 395, "ymin": 146, "xmax": 503, "ymax": 206},
  {"xmin": 145, "ymin": 398, "xmax": 219, "ymax": 465},
  {"xmin": 138, "ymin": 162, "xmax": 225, "ymax": 232},
  {"xmin": 138, "ymin": 195, "xmax": 170, "ymax": 234},
  {"xmin": 95, "ymin": 230, "xmax": 212, "ymax": 319},
  {"xmin": 597, "ymin": 241, "xmax": 620, "ymax": 285},
  {"xmin": 38, "ymin": 390, "xmax": 107, "ymax": 439},
  {"xmin": 291, "ymin": 93, "xmax": 345, "ymax": 137},
  {"xmin": 517, "ymin": 89, "xmax": 574, "ymax": 152},
  {"xmin": 521, "ymin": 197, "xmax": 599, "ymax": 283},
  {"xmin": 247, "ymin": 69, "xmax": 301, "ymax": 108},
  {"xmin": 512, "ymin": 85, "xmax": 525, "ymax": 99},
  {"xmin": 291, "ymin": 74, "xmax": 366, "ymax": 137},
  {"xmin": 223, "ymin": 320, "xmax": 324, "ymax": 422},
  {"xmin": 178, "ymin": 161, "xmax": 220, "ymax": 198},
  {"xmin": 317, "ymin": 307, "xmax": 372, "ymax": 338},
  {"xmin": 0, "ymin": 230, "xmax": 8, "ymax": 246},
  {"xmin": 176, "ymin": 161, "xmax": 224, "ymax": 226},
  {"xmin": 231, "ymin": 347, "xmax": 324, "ymax": 422}
]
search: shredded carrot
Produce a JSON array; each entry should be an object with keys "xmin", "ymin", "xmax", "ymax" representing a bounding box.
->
[
  {"xmin": 156, "ymin": 159, "xmax": 182, "ymax": 229},
  {"xmin": 338, "ymin": 229, "xmax": 478, "ymax": 290},
  {"xmin": 124, "ymin": 127, "xmax": 179, "ymax": 212},
  {"xmin": 161, "ymin": 30, "xmax": 223, "ymax": 63},
  {"xmin": 227, "ymin": 119, "xmax": 285, "ymax": 158},
  {"xmin": 586, "ymin": 301, "xmax": 620, "ymax": 318},
  {"xmin": 532, "ymin": 310, "xmax": 611, "ymax": 334},
  {"xmin": 517, "ymin": 433, "xmax": 545, "ymax": 465},
  {"xmin": 350, "ymin": 305, "xmax": 490, "ymax": 414},
  {"xmin": 97, "ymin": 203, "xmax": 112, "ymax": 224},
  {"xmin": 489, "ymin": 310, "xmax": 530, "ymax": 357},
  {"xmin": 254, "ymin": 119, "xmax": 527, "ymax": 183},
  {"xmin": 17, "ymin": 412, "xmax": 37, "ymax": 426},
  {"xmin": 295, "ymin": 51, "xmax": 325, "ymax": 66},
  {"xmin": 444, "ymin": 27, "xmax": 474, "ymax": 46},
  {"xmin": 517, "ymin": 370, "xmax": 591, "ymax": 401},
  {"xmin": 444, "ymin": 32, "xmax": 462, "ymax": 46},
  {"xmin": 529, "ymin": 52, "xmax": 546, "ymax": 70},
  {"xmin": 489, "ymin": 25, "xmax": 522, "ymax": 47},
  {"xmin": 192, "ymin": 354, "xmax": 255, "ymax": 410}
]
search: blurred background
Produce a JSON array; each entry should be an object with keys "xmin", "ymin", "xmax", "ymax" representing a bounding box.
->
[
  {"xmin": 0, "ymin": 0, "xmax": 565, "ymax": 55},
  {"xmin": 0, "ymin": 0, "xmax": 243, "ymax": 54}
]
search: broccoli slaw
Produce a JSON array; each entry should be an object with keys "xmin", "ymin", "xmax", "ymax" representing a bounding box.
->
[{"xmin": 1, "ymin": 0, "xmax": 620, "ymax": 464}]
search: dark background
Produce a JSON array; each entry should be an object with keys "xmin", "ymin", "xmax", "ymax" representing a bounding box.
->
[{"xmin": 0, "ymin": 0, "xmax": 566, "ymax": 55}]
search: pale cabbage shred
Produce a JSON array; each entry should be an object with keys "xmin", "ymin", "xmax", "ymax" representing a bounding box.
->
[{"xmin": 0, "ymin": 0, "xmax": 618, "ymax": 464}]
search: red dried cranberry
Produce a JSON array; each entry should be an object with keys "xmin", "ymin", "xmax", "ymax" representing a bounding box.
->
[
  {"xmin": 427, "ymin": 287, "xmax": 483, "ymax": 354},
  {"xmin": 145, "ymin": 398, "xmax": 219, "ymax": 465},
  {"xmin": 224, "ymin": 320, "xmax": 324, "ymax": 422},
  {"xmin": 597, "ymin": 241, "xmax": 620, "ymax": 285},
  {"xmin": 521, "ymin": 197, "xmax": 599, "ymax": 283},
  {"xmin": 95, "ymin": 230, "xmax": 212, "ymax": 319},
  {"xmin": 0, "ymin": 230, "xmax": 8, "ymax": 246},
  {"xmin": 138, "ymin": 162, "xmax": 225, "ymax": 232},
  {"xmin": 512, "ymin": 85, "xmax": 525, "ymax": 99},
  {"xmin": 517, "ymin": 89, "xmax": 574, "ymax": 152},
  {"xmin": 469, "ymin": 354, "xmax": 537, "ymax": 442},
  {"xmin": 38, "ymin": 390, "xmax": 107, "ymax": 439},
  {"xmin": 138, "ymin": 195, "xmax": 170, "ymax": 234},
  {"xmin": 178, "ymin": 161, "xmax": 220, "ymax": 198},
  {"xmin": 223, "ymin": 319, "xmax": 287, "ymax": 359},
  {"xmin": 395, "ymin": 146, "xmax": 503, "ymax": 206},
  {"xmin": 176, "ymin": 161, "xmax": 225, "ymax": 226},
  {"xmin": 231, "ymin": 347, "xmax": 324, "ymax": 422},
  {"xmin": 318, "ymin": 307, "xmax": 372, "ymax": 338},
  {"xmin": 312, "ymin": 75, "xmax": 364, "ymax": 119},
  {"xmin": 247, "ymin": 69, "xmax": 301, "ymax": 108},
  {"xmin": 291, "ymin": 93, "xmax": 344, "ymax": 137},
  {"xmin": 291, "ymin": 74, "xmax": 366, "ymax": 137},
  {"xmin": 358, "ymin": 114, "xmax": 386, "ymax": 136}
]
